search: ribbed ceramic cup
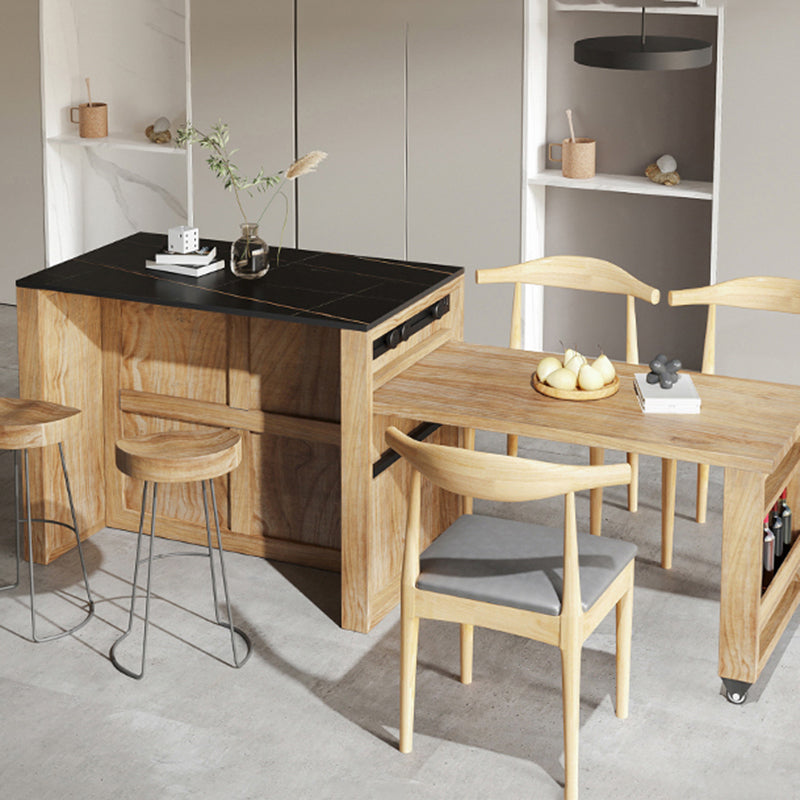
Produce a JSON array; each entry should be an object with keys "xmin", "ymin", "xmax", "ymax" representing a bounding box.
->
[
  {"xmin": 69, "ymin": 102, "xmax": 108, "ymax": 138},
  {"xmin": 548, "ymin": 137, "xmax": 596, "ymax": 179}
]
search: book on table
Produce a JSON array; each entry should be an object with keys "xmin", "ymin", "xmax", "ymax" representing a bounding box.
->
[
  {"xmin": 633, "ymin": 372, "xmax": 701, "ymax": 414},
  {"xmin": 145, "ymin": 259, "xmax": 225, "ymax": 277},
  {"xmin": 154, "ymin": 245, "xmax": 217, "ymax": 266}
]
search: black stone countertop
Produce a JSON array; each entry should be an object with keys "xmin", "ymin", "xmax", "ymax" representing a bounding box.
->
[{"xmin": 17, "ymin": 232, "xmax": 463, "ymax": 332}]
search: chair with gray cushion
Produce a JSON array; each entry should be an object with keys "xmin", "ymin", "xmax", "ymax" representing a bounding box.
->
[{"xmin": 386, "ymin": 426, "xmax": 637, "ymax": 800}]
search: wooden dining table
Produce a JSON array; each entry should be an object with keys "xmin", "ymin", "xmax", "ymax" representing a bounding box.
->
[{"xmin": 373, "ymin": 340, "xmax": 800, "ymax": 702}]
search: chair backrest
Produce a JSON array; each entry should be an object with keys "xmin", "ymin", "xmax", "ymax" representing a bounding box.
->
[
  {"xmin": 386, "ymin": 426, "xmax": 632, "ymax": 617},
  {"xmin": 475, "ymin": 255, "xmax": 660, "ymax": 363},
  {"xmin": 386, "ymin": 426, "xmax": 631, "ymax": 503},
  {"xmin": 669, "ymin": 276, "xmax": 800, "ymax": 373}
]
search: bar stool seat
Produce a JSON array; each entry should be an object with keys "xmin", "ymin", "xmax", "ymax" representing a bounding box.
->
[
  {"xmin": 0, "ymin": 398, "xmax": 95, "ymax": 641},
  {"xmin": 110, "ymin": 428, "xmax": 251, "ymax": 679},
  {"xmin": 115, "ymin": 429, "xmax": 244, "ymax": 484}
]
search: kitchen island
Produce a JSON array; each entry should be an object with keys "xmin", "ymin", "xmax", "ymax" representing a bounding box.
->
[{"xmin": 17, "ymin": 232, "xmax": 465, "ymax": 632}]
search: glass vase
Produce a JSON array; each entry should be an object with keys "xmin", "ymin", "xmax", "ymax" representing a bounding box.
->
[{"xmin": 231, "ymin": 222, "xmax": 269, "ymax": 279}]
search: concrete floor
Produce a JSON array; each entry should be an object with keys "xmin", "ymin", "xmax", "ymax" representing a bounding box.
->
[{"xmin": 0, "ymin": 303, "xmax": 798, "ymax": 799}]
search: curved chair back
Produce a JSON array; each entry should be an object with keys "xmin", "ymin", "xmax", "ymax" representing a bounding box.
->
[
  {"xmin": 669, "ymin": 276, "xmax": 800, "ymax": 373},
  {"xmin": 476, "ymin": 255, "xmax": 660, "ymax": 363},
  {"xmin": 386, "ymin": 425, "xmax": 631, "ymax": 503}
]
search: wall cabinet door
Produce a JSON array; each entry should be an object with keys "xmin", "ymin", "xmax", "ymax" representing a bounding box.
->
[
  {"xmin": 191, "ymin": 0, "xmax": 296, "ymax": 244},
  {"xmin": 297, "ymin": 0, "xmax": 523, "ymax": 345},
  {"xmin": 296, "ymin": 0, "xmax": 407, "ymax": 259}
]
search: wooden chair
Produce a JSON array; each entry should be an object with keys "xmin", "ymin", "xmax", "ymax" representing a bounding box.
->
[
  {"xmin": 110, "ymin": 428, "xmax": 251, "ymax": 679},
  {"xmin": 0, "ymin": 398, "xmax": 95, "ymax": 641},
  {"xmin": 665, "ymin": 276, "xmax": 800, "ymax": 566},
  {"xmin": 387, "ymin": 426, "xmax": 636, "ymax": 800},
  {"xmin": 475, "ymin": 256, "xmax": 660, "ymax": 536}
]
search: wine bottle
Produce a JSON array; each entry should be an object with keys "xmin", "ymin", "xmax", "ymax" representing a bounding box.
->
[
  {"xmin": 763, "ymin": 516, "xmax": 775, "ymax": 590},
  {"xmin": 779, "ymin": 489, "xmax": 793, "ymax": 552},
  {"xmin": 772, "ymin": 504, "xmax": 784, "ymax": 568}
]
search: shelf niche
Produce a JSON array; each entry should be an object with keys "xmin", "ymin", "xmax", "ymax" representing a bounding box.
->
[
  {"xmin": 41, "ymin": 0, "xmax": 189, "ymax": 266},
  {"xmin": 523, "ymin": 5, "xmax": 720, "ymax": 369}
]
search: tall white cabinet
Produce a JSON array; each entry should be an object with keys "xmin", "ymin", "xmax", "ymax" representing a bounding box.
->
[{"xmin": 524, "ymin": 1, "xmax": 722, "ymax": 369}]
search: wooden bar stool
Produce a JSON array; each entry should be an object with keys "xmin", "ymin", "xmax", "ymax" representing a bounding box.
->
[
  {"xmin": 110, "ymin": 428, "xmax": 251, "ymax": 679},
  {"xmin": 0, "ymin": 398, "xmax": 94, "ymax": 641}
]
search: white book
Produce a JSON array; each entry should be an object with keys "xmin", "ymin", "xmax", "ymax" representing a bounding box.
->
[
  {"xmin": 634, "ymin": 372, "xmax": 701, "ymax": 414},
  {"xmin": 154, "ymin": 245, "xmax": 217, "ymax": 265},
  {"xmin": 145, "ymin": 259, "xmax": 225, "ymax": 277}
]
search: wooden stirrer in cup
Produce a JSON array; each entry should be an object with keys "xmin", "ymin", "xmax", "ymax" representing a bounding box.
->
[{"xmin": 566, "ymin": 108, "xmax": 576, "ymax": 143}]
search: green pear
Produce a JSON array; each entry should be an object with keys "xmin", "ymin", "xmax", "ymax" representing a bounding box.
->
[
  {"xmin": 565, "ymin": 354, "xmax": 586, "ymax": 375},
  {"xmin": 536, "ymin": 356, "xmax": 562, "ymax": 382},
  {"xmin": 578, "ymin": 364, "xmax": 604, "ymax": 391},
  {"xmin": 546, "ymin": 367, "xmax": 577, "ymax": 391},
  {"xmin": 592, "ymin": 353, "xmax": 616, "ymax": 385}
]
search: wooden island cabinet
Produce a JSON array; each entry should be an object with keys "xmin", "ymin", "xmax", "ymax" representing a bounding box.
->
[{"xmin": 17, "ymin": 232, "xmax": 465, "ymax": 632}]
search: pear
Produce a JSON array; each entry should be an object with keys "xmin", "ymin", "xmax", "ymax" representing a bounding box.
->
[
  {"xmin": 546, "ymin": 367, "xmax": 578, "ymax": 391},
  {"xmin": 564, "ymin": 348, "xmax": 581, "ymax": 364},
  {"xmin": 578, "ymin": 364, "xmax": 604, "ymax": 391},
  {"xmin": 536, "ymin": 356, "xmax": 562, "ymax": 382},
  {"xmin": 592, "ymin": 353, "xmax": 616, "ymax": 385},
  {"xmin": 564, "ymin": 354, "xmax": 586, "ymax": 375}
]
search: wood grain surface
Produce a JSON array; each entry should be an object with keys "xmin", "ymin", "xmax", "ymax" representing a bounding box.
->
[
  {"xmin": 17, "ymin": 273, "xmax": 465, "ymax": 631},
  {"xmin": 17, "ymin": 288, "xmax": 105, "ymax": 562},
  {"xmin": 374, "ymin": 341, "xmax": 800, "ymax": 474}
]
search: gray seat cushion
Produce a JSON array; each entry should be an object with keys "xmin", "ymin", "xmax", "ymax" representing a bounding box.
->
[{"xmin": 417, "ymin": 514, "xmax": 637, "ymax": 616}]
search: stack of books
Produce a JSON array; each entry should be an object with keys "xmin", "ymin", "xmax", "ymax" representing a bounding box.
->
[
  {"xmin": 633, "ymin": 372, "xmax": 701, "ymax": 414},
  {"xmin": 146, "ymin": 245, "xmax": 224, "ymax": 277}
]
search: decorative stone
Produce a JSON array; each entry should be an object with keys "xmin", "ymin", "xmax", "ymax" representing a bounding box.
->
[
  {"xmin": 656, "ymin": 154, "xmax": 678, "ymax": 173},
  {"xmin": 647, "ymin": 353, "xmax": 682, "ymax": 389},
  {"xmin": 145, "ymin": 117, "xmax": 171, "ymax": 144},
  {"xmin": 645, "ymin": 159, "xmax": 681, "ymax": 186}
]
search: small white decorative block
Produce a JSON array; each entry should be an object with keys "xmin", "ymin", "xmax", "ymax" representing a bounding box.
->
[{"xmin": 168, "ymin": 225, "xmax": 199, "ymax": 254}]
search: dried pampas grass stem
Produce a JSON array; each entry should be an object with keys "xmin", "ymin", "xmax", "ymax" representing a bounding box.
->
[{"xmin": 286, "ymin": 150, "xmax": 328, "ymax": 180}]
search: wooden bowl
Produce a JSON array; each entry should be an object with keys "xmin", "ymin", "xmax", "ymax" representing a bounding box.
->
[{"xmin": 532, "ymin": 372, "xmax": 619, "ymax": 401}]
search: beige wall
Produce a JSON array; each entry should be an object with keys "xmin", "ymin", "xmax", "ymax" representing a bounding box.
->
[
  {"xmin": 541, "ymin": 9, "xmax": 718, "ymax": 368},
  {"xmin": 191, "ymin": 0, "xmax": 296, "ymax": 246},
  {"xmin": 714, "ymin": 0, "xmax": 800, "ymax": 382},
  {"xmin": 0, "ymin": 5, "xmax": 44, "ymax": 304}
]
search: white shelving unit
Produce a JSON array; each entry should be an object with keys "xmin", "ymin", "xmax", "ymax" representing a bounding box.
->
[
  {"xmin": 47, "ymin": 134, "xmax": 186, "ymax": 157},
  {"xmin": 553, "ymin": 2, "xmax": 716, "ymax": 15},
  {"xmin": 40, "ymin": 0, "xmax": 191, "ymax": 266},
  {"xmin": 522, "ymin": 0, "xmax": 723, "ymax": 356},
  {"xmin": 529, "ymin": 169, "xmax": 712, "ymax": 200}
]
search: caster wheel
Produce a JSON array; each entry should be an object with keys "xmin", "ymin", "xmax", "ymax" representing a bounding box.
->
[
  {"xmin": 722, "ymin": 678, "xmax": 750, "ymax": 705},
  {"xmin": 726, "ymin": 689, "xmax": 747, "ymax": 705}
]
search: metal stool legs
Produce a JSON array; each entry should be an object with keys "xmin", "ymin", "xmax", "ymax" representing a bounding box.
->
[
  {"xmin": 110, "ymin": 479, "xmax": 252, "ymax": 679},
  {"xmin": 201, "ymin": 480, "xmax": 251, "ymax": 668},
  {"xmin": 0, "ymin": 444, "xmax": 95, "ymax": 641}
]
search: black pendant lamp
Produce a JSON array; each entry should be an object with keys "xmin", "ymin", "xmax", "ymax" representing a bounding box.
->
[{"xmin": 574, "ymin": 6, "xmax": 713, "ymax": 71}]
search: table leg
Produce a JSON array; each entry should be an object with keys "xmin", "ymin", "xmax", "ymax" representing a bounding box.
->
[
  {"xmin": 718, "ymin": 467, "xmax": 763, "ymax": 697},
  {"xmin": 340, "ymin": 330, "xmax": 373, "ymax": 633},
  {"xmin": 17, "ymin": 288, "xmax": 106, "ymax": 562},
  {"xmin": 661, "ymin": 458, "xmax": 677, "ymax": 569}
]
